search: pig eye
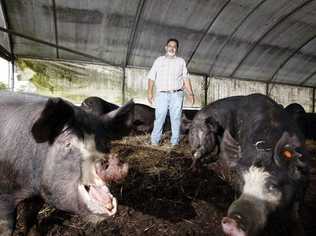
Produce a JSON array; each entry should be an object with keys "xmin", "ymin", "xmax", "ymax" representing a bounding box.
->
[
  {"xmin": 280, "ymin": 147, "xmax": 294, "ymax": 160},
  {"xmin": 95, "ymin": 136, "xmax": 111, "ymax": 153},
  {"xmin": 267, "ymin": 183, "xmax": 278, "ymax": 193},
  {"xmin": 100, "ymin": 142, "xmax": 111, "ymax": 153}
]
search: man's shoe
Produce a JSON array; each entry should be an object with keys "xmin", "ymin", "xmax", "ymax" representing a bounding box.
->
[
  {"xmin": 168, "ymin": 143, "xmax": 178, "ymax": 150},
  {"xmin": 146, "ymin": 140, "xmax": 159, "ymax": 146}
]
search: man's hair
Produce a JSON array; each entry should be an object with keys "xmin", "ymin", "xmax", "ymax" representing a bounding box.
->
[{"xmin": 166, "ymin": 38, "xmax": 179, "ymax": 49}]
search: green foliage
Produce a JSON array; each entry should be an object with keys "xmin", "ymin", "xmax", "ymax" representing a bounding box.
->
[
  {"xmin": 30, "ymin": 74, "xmax": 55, "ymax": 92},
  {"xmin": 17, "ymin": 59, "xmax": 76, "ymax": 83},
  {"xmin": 15, "ymin": 59, "xmax": 28, "ymax": 71},
  {"xmin": 24, "ymin": 60, "xmax": 47, "ymax": 75},
  {"xmin": 0, "ymin": 82, "xmax": 7, "ymax": 90},
  {"xmin": 15, "ymin": 59, "xmax": 124, "ymax": 104}
]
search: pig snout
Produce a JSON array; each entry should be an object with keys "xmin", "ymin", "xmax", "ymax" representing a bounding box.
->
[
  {"xmin": 190, "ymin": 150, "xmax": 202, "ymax": 169},
  {"xmin": 222, "ymin": 198, "xmax": 265, "ymax": 236},
  {"xmin": 191, "ymin": 145, "xmax": 219, "ymax": 170},
  {"xmin": 95, "ymin": 154, "xmax": 128, "ymax": 182},
  {"xmin": 222, "ymin": 215, "xmax": 246, "ymax": 236}
]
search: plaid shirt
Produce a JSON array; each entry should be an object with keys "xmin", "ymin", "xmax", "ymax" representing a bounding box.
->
[{"xmin": 147, "ymin": 56, "xmax": 189, "ymax": 91}]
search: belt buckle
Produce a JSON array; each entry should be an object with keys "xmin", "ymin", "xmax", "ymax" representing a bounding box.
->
[{"xmin": 160, "ymin": 89, "xmax": 181, "ymax": 93}]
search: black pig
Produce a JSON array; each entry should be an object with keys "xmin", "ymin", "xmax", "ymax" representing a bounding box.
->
[{"xmin": 189, "ymin": 94, "xmax": 309, "ymax": 236}]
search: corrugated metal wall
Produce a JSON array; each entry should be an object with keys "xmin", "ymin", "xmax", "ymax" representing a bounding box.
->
[
  {"xmin": 207, "ymin": 77, "xmax": 267, "ymax": 103},
  {"xmin": 269, "ymin": 84, "xmax": 313, "ymax": 112}
]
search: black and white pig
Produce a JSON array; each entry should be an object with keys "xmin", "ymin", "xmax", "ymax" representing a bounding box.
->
[
  {"xmin": 189, "ymin": 94, "xmax": 309, "ymax": 236},
  {"xmin": 0, "ymin": 91, "xmax": 133, "ymax": 235}
]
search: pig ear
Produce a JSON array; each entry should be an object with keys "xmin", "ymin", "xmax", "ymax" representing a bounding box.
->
[
  {"xmin": 205, "ymin": 116, "xmax": 220, "ymax": 133},
  {"xmin": 273, "ymin": 132, "xmax": 303, "ymax": 168},
  {"xmin": 101, "ymin": 99, "xmax": 135, "ymax": 137},
  {"xmin": 31, "ymin": 98, "xmax": 74, "ymax": 143},
  {"xmin": 220, "ymin": 129, "xmax": 241, "ymax": 167},
  {"xmin": 274, "ymin": 132, "xmax": 309, "ymax": 180},
  {"xmin": 102, "ymin": 99, "xmax": 134, "ymax": 121},
  {"xmin": 181, "ymin": 114, "xmax": 192, "ymax": 131}
]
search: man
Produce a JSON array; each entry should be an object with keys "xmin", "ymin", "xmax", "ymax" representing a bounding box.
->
[{"xmin": 147, "ymin": 38, "xmax": 194, "ymax": 146}]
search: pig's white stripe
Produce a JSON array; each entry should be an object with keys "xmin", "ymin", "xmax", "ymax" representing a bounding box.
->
[
  {"xmin": 242, "ymin": 166, "xmax": 282, "ymax": 206},
  {"xmin": 74, "ymin": 134, "xmax": 105, "ymax": 161},
  {"xmin": 72, "ymin": 134, "xmax": 106, "ymax": 186}
]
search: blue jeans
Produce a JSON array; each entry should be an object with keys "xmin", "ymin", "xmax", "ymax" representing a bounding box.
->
[{"xmin": 151, "ymin": 90, "xmax": 184, "ymax": 145}]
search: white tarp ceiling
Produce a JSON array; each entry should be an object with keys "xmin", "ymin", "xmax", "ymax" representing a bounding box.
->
[{"xmin": 0, "ymin": 0, "xmax": 315, "ymax": 86}]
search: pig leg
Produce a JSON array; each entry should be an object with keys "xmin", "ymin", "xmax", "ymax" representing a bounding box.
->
[
  {"xmin": 14, "ymin": 197, "xmax": 44, "ymax": 235},
  {"xmin": 0, "ymin": 220, "xmax": 13, "ymax": 236},
  {"xmin": 0, "ymin": 195, "xmax": 15, "ymax": 236},
  {"xmin": 287, "ymin": 206, "xmax": 305, "ymax": 236},
  {"xmin": 0, "ymin": 200, "xmax": 15, "ymax": 236}
]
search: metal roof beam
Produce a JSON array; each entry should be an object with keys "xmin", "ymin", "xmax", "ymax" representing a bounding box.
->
[
  {"xmin": 267, "ymin": 34, "xmax": 316, "ymax": 83},
  {"xmin": 208, "ymin": 0, "xmax": 267, "ymax": 75},
  {"xmin": 0, "ymin": 26, "xmax": 118, "ymax": 66},
  {"xmin": 52, "ymin": 0, "xmax": 59, "ymax": 58},
  {"xmin": 230, "ymin": 0, "xmax": 314, "ymax": 77},
  {"xmin": 0, "ymin": 0, "xmax": 14, "ymax": 60},
  {"xmin": 0, "ymin": 43, "xmax": 11, "ymax": 60},
  {"xmin": 186, "ymin": 0, "xmax": 231, "ymax": 65},
  {"xmin": 212, "ymin": 73, "xmax": 315, "ymax": 89},
  {"xmin": 300, "ymin": 69, "xmax": 316, "ymax": 86},
  {"xmin": 124, "ymin": 0, "xmax": 146, "ymax": 67}
]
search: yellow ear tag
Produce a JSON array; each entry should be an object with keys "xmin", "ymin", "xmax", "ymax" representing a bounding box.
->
[{"xmin": 282, "ymin": 149, "xmax": 293, "ymax": 160}]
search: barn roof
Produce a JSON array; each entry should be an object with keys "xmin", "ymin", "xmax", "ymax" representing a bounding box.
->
[{"xmin": 0, "ymin": 0, "xmax": 316, "ymax": 86}]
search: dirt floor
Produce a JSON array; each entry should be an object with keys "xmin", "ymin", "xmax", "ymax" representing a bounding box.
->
[{"xmin": 13, "ymin": 134, "xmax": 316, "ymax": 236}]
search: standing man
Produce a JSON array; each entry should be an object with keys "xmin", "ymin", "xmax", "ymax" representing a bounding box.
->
[{"xmin": 147, "ymin": 38, "xmax": 194, "ymax": 146}]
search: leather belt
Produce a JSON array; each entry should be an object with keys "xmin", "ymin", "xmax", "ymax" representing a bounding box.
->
[{"xmin": 160, "ymin": 89, "xmax": 183, "ymax": 93}]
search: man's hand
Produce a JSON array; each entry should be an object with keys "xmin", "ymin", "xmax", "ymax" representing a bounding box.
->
[
  {"xmin": 147, "ymin": 92, "xmax": 154, "ymax": 105},
  {"xmin": 188, "ymin": 94, "xmax": 195, "ymax": 106},
  {"xmin": 147, "ymin": 79, "xmax": 154, "ymax": 105},
  {"xmin": 183, "ymin": 78, "xmax": 194, "ymax": 106}
]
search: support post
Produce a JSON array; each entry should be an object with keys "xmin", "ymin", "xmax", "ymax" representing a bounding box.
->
[
  {"xmin": 122, "ymin": 66, "xmax": 126, "ymax": 104},
  {"xmin": 313, "ymin": 88, "xmax": 315, "ymax": 113},
  {"xmin": 204, "ymin": 75, "xmax": 208, "ymax": 107},
  {"xmin": 266, "ymin": 82, "xmax": 269, "ymax": 96},
  {"xmin": 10, "ymin": 60, "xmax": 14, "ymax": 91}
]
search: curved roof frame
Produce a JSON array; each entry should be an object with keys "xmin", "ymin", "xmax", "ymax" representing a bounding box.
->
[
  {"xmin": 300, "ymin": 69, "xmax": 316, "ymax": 86},
  {"xmin": 207, "ymin": 0, "xmax": 267, "ymax": 76},
  {"xmin": 124, "ymin": 0, "xmax": 146, "ymax": 67},
  {"xmin": 0, "ymin": 26, "xmax": 117, "ymax": 66},
  {"xmin": 268, "ymin": 34, "xmax": 316, "ymax": 84},
  {"xmin": 230, "ymin": 0, "xmax": 315, "ymax": 78},
  {"xmin": 186, "ymin": 0, "xmax": 231, "ymax": 66},
  {"xmin": 0, "ymin": 0, "xmax": 315, "ymax": 88}
]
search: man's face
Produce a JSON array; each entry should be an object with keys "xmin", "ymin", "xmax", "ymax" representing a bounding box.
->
[{"xmin": 165, "ymin": 41, "xmax": 177, "ymax": 57}]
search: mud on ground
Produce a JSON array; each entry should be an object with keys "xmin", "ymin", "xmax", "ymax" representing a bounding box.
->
[{"xmin": 14, "ymin": 134, "xmax": 316, "ymax": 236}]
